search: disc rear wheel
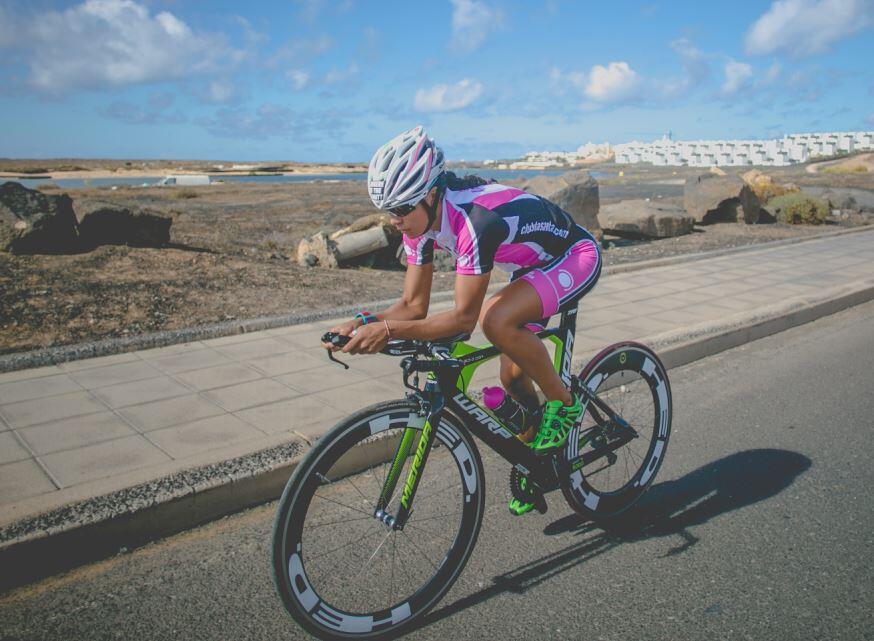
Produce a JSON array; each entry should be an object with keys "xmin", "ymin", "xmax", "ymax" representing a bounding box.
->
[{"xmin": 561, "ymin": 342, "xmax": 672, "ymax": 519}]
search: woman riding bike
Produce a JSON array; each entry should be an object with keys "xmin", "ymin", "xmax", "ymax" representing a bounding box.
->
[{"xmin": 324, "ymin": 125, "xmax": 602, "ymax": 515}]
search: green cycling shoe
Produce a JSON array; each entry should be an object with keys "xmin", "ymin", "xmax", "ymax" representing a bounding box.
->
[
  {"xmin": 507, "ymin": 393, "xmax": 583, "ymax": 516},
  {"xmin": 530, "ymin": 393, "xmax": 583, "ymax": 452}
]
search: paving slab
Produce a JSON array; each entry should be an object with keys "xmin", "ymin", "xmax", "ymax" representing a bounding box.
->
[
  {"xmin": 143, "ymin": 348, "xmax": 233, "ymax": 374},
  {"xmin": 118, "ymin": 394, "xmax": 226, "ymax": 433},
  {"xmin": 68, "ymin": 360, "xmax": 164, "ymax": 390},
  {"xmin": 145, "ymin": 415, "xmax": 264, "ymax": 459},
  {"xmin": 0, "ymin": 374, "xmax": 81, "ymax": 404},
  {"xmin": 0, "ymin": 391, "xmax": 106, "ymax": 429},
  {"xmin": 234, "ymin": 397, "xmax": 345, "ymax": 438},
  {"xmin": 39, "ymin": 435, "xmax": 170, "ymax": 489},
  {"xmin": 91, "ymin": 376, "xmax": 194, "ymax": 409},
  {"xmin": 0, "ymin": 460, "xmax": 56, "ymax": 505},
  {"xmin": 200, "ymin": 378, "xmax": 301, "ymax": 412},
  {"xmin": 17, "ymin": 412, "xmax": 138, "ymax": 456},
  {"xmin": 0, "ymin": 432, "xmax": 30, "ymax": 465},
  {"xmin": 173, "ymin": 362, "xmax": 263, "ymax": 391}
]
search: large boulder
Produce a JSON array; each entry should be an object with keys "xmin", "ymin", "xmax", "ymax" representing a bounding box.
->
[
  {"xmin": 741, "ymin": 170, "xmax": 798, "ymax": 203},
  {"xmin": 599, "ymin": 200, "xmax": 695, "ymax": 239},
  {"xmin": 75, "ymin": 200, "xmax": 172, "ymax": 248},
  {"xmin": 0, "ymin": 181, "xmax": 79, "ymax": 253},
  {"xmin": 684, "ymin": 174, "xmax": 763, "ymax": 224},
  {"xmin": 519, "ymin": 170, "xmax": 602, "ymax": 239}
]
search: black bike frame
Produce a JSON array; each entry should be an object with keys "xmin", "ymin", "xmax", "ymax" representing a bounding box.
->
[{"xmin": 384, "ymin": 307, "xmax": 583, "ymax": 529}]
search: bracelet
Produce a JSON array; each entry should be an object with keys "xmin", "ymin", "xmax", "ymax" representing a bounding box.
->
[
  {"xmin": 383, "ymin": 319, "xmax": 392, "ymax": 340},
  {"xmin": 354, "ymin": 311, "xmax": 376, "ymax": 325}
]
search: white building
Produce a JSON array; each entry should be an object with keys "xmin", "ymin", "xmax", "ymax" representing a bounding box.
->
[{"xmin": 613, "ymin": 131, "xmax": 874, "ymax": 167}]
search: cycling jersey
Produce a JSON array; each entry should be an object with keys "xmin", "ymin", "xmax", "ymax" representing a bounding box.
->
[{"xmin": 402, "ymin": 183, "xmax": 597, "ymax": 276}]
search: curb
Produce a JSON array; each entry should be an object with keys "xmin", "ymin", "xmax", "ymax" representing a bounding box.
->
[
  {"xmin": 2, "ymin": 224, "xmax": 871, "ymax": 374},
  {"xmin": 2, "ymin": 276, "xmax": 873, "ymax": 593},
  {"xmin": 0, "ymin": 440, "xmax": 308, "ymax": 593}
]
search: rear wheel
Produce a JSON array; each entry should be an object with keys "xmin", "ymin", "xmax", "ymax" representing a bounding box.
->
[
  {"xmin": 561, "ymin": 341, "xmax": 672, "ymax": 519},
  {"xmin": 272, "ymin": 399, "xmax": 485, "ymax": 640}
]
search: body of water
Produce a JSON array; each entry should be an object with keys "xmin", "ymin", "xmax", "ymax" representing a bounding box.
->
[{"xmin": 4, "ymin": 168, "xmax": 613, "ymax": 190}]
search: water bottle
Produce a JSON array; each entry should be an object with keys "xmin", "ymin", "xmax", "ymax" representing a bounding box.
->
[{"xmin": 482, "ymin": 386, "xmax": 530, "ymax": 435}]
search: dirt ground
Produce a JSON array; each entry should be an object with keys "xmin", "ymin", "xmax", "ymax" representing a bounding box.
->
[{"xmin": 1, "ymin": 165, "xmax": 871, "ymax": 356}]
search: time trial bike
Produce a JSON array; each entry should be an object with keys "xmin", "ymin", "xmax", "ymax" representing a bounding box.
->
[{"xmin": 271, "ymin": 304, "xmax": 672, "ymax": 640}]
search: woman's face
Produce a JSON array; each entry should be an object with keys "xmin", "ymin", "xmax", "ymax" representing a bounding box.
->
[{"xmin": 387, "ymin": 189, "xmax": 436, "ymax": 238}]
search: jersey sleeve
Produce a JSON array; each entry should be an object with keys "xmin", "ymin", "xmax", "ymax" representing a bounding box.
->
[
  {"xmin": 402, "ymin": 234, "xmax": 435, "ymax": 266},
  {"xmin": 455, "ymin": 205, "xmax": 509, "ymax": 276}
]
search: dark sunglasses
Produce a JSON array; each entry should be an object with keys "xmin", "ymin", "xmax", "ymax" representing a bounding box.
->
[{"xmin": 388, "ymin": 203, "xmax": 417, "ymax": 217}]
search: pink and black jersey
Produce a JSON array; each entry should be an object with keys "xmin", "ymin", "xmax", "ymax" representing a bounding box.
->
[{"xmin": 402, "ymin": 183, "xmax": 596, "ymax": 276}]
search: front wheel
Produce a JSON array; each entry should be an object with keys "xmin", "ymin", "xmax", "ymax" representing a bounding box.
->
[
  {"xmin": 561, "ymin": 341, "xmax": 672, "ymax": 519},
  {"xmin": 271, "ymin": 399, "xmax": 485, "ymax": 640}
]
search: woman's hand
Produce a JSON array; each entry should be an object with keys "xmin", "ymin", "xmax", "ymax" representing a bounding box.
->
[
  {"xmin": 322, "ymin": 319, "xmax": 361, "ymax": 351},
  {"xmin": 342, "ymin": 321, "xmax": 390, "ymax": 355}
]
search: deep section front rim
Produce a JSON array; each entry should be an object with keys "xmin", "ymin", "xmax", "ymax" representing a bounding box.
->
[{"xmin": 271, "ymin": 400, "xmax": 485, "ymax": 640}]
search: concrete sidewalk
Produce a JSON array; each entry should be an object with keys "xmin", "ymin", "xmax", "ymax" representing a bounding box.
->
[{"xmin": 1, "ymin": 227, "xmax": 873, "ymax": 577}]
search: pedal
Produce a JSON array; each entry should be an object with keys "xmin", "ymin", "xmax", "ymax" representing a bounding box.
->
[{"xmin": 509, "ymin": 467, "xmax": 548, "ymax": 514}]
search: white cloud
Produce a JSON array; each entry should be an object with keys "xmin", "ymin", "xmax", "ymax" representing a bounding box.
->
[
  {"xmin": 867, "ymin": 113, "xmax": 874, "ymax": 126},
  {"xmin": 205, "ymin": 80, "xmax": 237, "ymax": 103},
  {"xmin": 413, "ymin": 79, "xmax": 483, "ymax": 112},
  {"xmin": 745, "ymin": 0, "xmax": 873, "ymax": 57},
  {"xmin": 721, "ymin": 60, "xmax": 753, "ymax": 96},
  {"xmin": 0, "ymin": 0, "xmax": 238, "ymax": 95},
  {"xmin": 450, "ymin": 0, "xmax": 502, "ymax": 53},
  {"xmin": 287, "ymin": 70, "xmax": 310, "ymax": 90},
  {"xmin": 585, "ymin": 62, "xmax": 640, "ymax": 103}
]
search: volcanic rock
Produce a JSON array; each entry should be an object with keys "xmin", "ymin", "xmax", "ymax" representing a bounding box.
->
[
  {"xmin": 599, "ymin": 200, "xmax": 695, "ymax": 239},
  {"xmin": 684, "ymin": 174, "xmax": 763, "ymax": 224},
  {"xmin": 0, "ymin": 182, "xmax": 79, "ymax": 254}
]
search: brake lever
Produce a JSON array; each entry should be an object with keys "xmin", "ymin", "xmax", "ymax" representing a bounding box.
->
[
  {"xmin": 326, "ymin": 350, "xmax": 349, "ymax": 369},
  {"xmin": 322, "ymin": 332, "xmax": 351, "ymax": 369}
]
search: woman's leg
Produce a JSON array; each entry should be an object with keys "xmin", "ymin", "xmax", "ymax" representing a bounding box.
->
[
  {"xmin": 481, "ymin": 279, "xmax": 572, "ymax": 405},
  {"xmin": 498, "ymin": 354, "xmax": 540, "ymax": 409}
]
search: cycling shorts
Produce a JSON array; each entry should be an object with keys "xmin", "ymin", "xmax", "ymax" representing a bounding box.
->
[{"xmin": 511, "ymin": 238, "xmax": 601, "ymax": 329}]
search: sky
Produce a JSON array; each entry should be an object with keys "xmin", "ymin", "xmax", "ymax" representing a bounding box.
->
[{"xmin": 0, "ymin": 0, "xmax": 872, "ymax": 162}]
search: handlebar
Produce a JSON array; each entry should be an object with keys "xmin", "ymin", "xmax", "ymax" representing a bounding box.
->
[
  {"xmin": 320, "ymin": 331, "xmax": 425, "ymax": 356},
  {"xmin": 320, "ymin": 331, "xmax": 466, "ymax": 373}
]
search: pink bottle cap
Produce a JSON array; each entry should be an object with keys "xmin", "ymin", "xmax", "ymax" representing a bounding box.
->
[{"xmin": 481, "ymin": 386, "xmax": 506, "ymax": 410}]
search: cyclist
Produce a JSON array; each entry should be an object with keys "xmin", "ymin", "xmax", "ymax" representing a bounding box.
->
[{"xmin": 324, "ymin": 125, "xmax": 601, "ymax": 515}]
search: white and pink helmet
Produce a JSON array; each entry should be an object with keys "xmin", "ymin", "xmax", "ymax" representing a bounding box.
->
[{"xmin": 367, "ymin": 125, "xmax": 445, "ymax": 210}]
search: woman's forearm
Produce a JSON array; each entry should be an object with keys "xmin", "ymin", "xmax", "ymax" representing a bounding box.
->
[
  {"xmin": 376, "ymin": 298, "xmax": 427, "ymax": 322},
  {"xmin": 384, "ymin": 308, "xmax": 473, "ymax": 341}
]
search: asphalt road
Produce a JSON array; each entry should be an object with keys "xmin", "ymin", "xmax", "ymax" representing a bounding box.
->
[{"xmin": 2, "ymin": 299, "xmax": 874, "ymax": 641}]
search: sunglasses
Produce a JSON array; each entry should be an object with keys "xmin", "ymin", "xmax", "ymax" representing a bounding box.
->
[{"xmin": 388, "ymin": 203, "xmax": 417, "ymax": 217}]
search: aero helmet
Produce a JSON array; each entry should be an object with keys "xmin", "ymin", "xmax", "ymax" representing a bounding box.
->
[{"xmin": 368, "ymin": 125, "xmax": 445, "ymax": 210}]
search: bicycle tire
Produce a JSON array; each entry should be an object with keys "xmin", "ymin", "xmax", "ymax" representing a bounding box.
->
[
  {"xmin": 561, "ymin": 341, "xmax": 672, "ymax": 519},
  {"xmin": 271, "ymin": 399, "xmax": 485, "ymax": 640}
]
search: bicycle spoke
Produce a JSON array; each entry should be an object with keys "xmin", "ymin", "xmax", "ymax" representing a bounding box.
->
[
  {"xmin": 311, "ymin": 491, "xmax": 373, "ymax": 517},
  {"xmin": 306, "ymin": 527, "xmax": 385, "ymax": 563},
  {"xmin": 400, "ymin": 530, "xmax": 439, "ymax": 572}
]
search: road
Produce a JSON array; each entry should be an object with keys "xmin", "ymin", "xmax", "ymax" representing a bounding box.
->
[{"xmin": 2, "ymin": 299, "xmax": 874, "ymax": 641}]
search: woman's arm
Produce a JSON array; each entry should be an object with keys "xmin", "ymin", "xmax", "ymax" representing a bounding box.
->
[
  {"xmin": 378, "ymin": 262, "xmax": 433, "ymax": 321},
  {"xmin": 342, "ymin": 271, "xmax": 490, "ymax": 354},
  {"xmin": 323, "ymin": 263, "xmax": 433, "ymax": 348}
]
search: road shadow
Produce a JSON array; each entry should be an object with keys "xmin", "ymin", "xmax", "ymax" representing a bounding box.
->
[{"xmin": 423, "ymin": 448, "xmax": 810, "ymax": 627}]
